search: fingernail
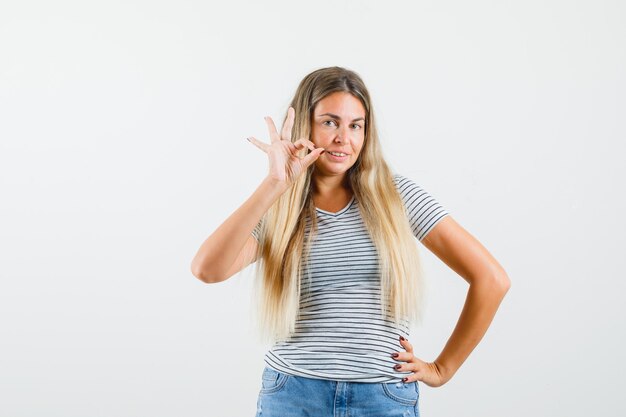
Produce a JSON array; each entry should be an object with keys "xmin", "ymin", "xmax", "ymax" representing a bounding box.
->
[
  {"xmin": 402, "ymin": 377, "xmax": 408, "ymax": 382},
  {"xmin": 394, "ymin": 365, "xmax": 401, "ymax": 370},
  {"xmin": 246, "ymin": 137, "xmax": 250, "ymax": 142},
  {"xmin": 399, "ymin": 336, "xmax": 406, "ymax": 342},
  {"xmin": 321, "ymin": 149, "xmax": 325, "ymax": 154},
  {"xmin": 391, "ymin": 353, "xmax": 399, "ymax": 358}
]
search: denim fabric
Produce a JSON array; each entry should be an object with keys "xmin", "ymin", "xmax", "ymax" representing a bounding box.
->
[{"xmin": 255, "ymin": 366, "xmax": 420, "ymax": 417}]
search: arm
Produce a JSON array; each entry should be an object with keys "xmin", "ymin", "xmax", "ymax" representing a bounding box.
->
[
  {"xmin": 421, "ymin": 215, "xmax": 511, "ymax": 383},
  {"xmin": 192, "ymin": 106, "xmax": 325, "ymax": 284},
  {"xmin": 190, "ymin": 177, "xmax": 287, "ymax": 283}
]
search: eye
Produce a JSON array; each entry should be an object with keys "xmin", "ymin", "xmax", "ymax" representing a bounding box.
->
[
  {"xmin": 351, "ymin": 124, "xmax": 363, "ymax": 129},
  {"xmin": 323, "ymin": 120, "xmax": 337, "ymax": 127}
]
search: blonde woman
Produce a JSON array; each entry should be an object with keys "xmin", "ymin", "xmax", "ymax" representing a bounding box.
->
[{"xmin": 191, "ymin": 66, "xmax": 510, "ymax": 416}]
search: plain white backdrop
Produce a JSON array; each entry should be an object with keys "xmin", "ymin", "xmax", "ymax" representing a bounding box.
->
[{"xmin": 1, "ymin": 0, "xmax": 624, "ymax": 416}]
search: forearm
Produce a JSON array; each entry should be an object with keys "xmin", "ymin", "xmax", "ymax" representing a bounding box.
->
[
  {"xmin": 434, "ymin": 274, "xmax": 510, "ymax": 381},
  {"xmin": 191, "ymin": 176, "xmax": 287, "ymax": 281}
]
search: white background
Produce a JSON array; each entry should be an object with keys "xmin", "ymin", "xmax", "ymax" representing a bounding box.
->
[{"xmin": 1, "ymin": 1, "xmax": 624, "ymax": 416}]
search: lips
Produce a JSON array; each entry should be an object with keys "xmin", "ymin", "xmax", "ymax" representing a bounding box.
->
[
  {"xmin": 326, "ymin": 152, "xmax": 349, "ymax": 162},
  {"xmin": 326, "ymin": 151, "xmax": 350, "ymax": 156}
]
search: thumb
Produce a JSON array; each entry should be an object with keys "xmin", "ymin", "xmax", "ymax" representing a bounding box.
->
[{"xmin": 301, "ymin": 147, "xmax": 325, "ymax": 168}]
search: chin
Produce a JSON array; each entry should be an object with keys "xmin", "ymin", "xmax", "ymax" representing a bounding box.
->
[{"xmin": 318, "ymin": 165, "xmax": 355, "ymax": 177}]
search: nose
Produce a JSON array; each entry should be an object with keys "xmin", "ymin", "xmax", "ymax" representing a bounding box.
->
[{"xmin": 335, "ymin": 125, "xmax": 351, "ymax": 144}]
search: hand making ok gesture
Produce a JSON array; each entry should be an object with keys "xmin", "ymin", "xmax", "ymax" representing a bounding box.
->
[{"xmin": 247, "ymin": 106, "xmax": 325, "ymax": 188}]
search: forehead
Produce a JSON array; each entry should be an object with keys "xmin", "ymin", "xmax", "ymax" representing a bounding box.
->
[{"xmin": 314, "ymin": 92, "xmax": 366, "ymax": 118}]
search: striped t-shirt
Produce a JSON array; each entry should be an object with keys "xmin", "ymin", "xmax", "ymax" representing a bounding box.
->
[{"xmin": 251, "ymin": 174, "xmax": 450, "ymax": 383}]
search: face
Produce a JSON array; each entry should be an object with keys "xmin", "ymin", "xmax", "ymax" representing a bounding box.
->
[{"xmin": 310, "ymin": 91, "xmax": 366, "ymax": 179}]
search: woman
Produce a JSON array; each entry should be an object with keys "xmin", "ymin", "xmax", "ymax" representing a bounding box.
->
[{"xmin": 191, "ymin": 66, "xmax": 510, "ymax": 416}]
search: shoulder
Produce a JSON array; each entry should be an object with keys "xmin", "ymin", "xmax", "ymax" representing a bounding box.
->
[
  {"xmin": 391, "ymin": 173, "xmax": 425, "ymax": 198},
  {"xmin": 391, "ymin": 173, "xmax": 417, "ymax": 186},
  {"xmin": 391, "ymin": 172, "xmax": 447, "ymax": 207},
  {"xmin": 391, "ymin": 172, "xmax": 451, "ymax": 241}
]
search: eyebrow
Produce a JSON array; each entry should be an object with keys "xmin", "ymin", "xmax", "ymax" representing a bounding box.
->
[{"xmin": 316, "ymin": 113, "xmax": 365, "ymax": 122}]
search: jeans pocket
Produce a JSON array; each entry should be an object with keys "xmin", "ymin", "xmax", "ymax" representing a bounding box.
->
[
  {"xmin": 260, "ymin": 367, "xmax": 289, "ymax": 394},
  {"xmin": 381, "ymin": 380, "xmax": 419, "ymax": 406}
]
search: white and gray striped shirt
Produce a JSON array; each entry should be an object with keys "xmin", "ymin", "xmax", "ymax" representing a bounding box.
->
[{"xmin": 252, "ymin": 174, "xmax": 450, "ymax": 383}]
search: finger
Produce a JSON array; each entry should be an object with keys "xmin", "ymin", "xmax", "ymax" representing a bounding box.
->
[
  {"xmin": 247, "ymin": 136, "xmax": 269, "ymax": 152},
  {"xmin": 281, "ymin": 107, "xmax": 295, "ymax": 142},
  {"xmin": 287, "ymin": 142, "xmax": 312, "ymax": 161},
  {"xmin": 264, "ymin": 116, "xmax": 280, "ymax": 143},
  {"xmin": 402, "ymin": 373, "xmax": 419, "ymax": 383},
  {"xmin": 287, "ymin": 141, "xmax": 303, "ymax": 158},
  {"xmin": 393, "ymin": 357, "xmax": 422, "ymax": 379},
  {"xmin": 399, "ymin": 337, "xmax": 413, "ymax": 353},
  {"xmin": 393, "ymin": 361, "xmax": 419, "ymax": 373},
  {"xmin": 412, "ymin": 366, "xmax": 427, "ymax": 381},
  {"xmin": 391, "ymin": 351, "xmax": 411, "ymax": 362},
  {"xmin": 300, "ymin": 147, "xmax": 325, "ymax": 168},
  {"xmin": 293, "ymin": 138, "xmax": 316, "ymax": 151}
]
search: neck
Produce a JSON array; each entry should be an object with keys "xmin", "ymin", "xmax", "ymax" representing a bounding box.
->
[{"xmin": 312, "ymin": 172, "xmax": 351, "ymax": 197}]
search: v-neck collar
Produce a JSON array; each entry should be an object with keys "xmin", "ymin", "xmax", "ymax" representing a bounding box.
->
[{"xmin": 315, "ymin": 195, "xmax": 356, "ymax": 216}]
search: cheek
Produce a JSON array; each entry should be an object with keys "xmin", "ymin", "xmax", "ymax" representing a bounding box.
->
[
  {"xmin": 353, "ymin": 138, "xmax": 365, "ymax": 154},
  {"xmin": 311, "ymin": 131, "xmax": 332, "ymax": 145}
]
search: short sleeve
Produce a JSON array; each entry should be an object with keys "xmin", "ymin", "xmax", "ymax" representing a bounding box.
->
[
  {"xmin": 393, "ymin": 174, "xmax": 450, "ymax": 241},
  {"xmin": 251, "ymin": 217, "xmax": 263, "ymax": 242}
]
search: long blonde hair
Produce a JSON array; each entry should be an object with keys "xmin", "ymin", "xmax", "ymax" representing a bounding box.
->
[{"xmin": 252, "ymin": 66, "xmax": 426, "ymax": 345}]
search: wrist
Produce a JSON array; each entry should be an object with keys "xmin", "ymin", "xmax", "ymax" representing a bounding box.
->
[
  {"xmin": 258, "ymin": 177, "xmax": 290, "ymax": 205},
  {"xmin": 433, "ymin": 359, "xmax": 456, "ymax": 383},
  {"xmin": 262, "ymin": 176, "xmax": 291, "ymax": 194}
]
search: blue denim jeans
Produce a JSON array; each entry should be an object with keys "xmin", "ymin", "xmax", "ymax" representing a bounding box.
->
[{"xmin": 255, "ymin": 366, "xmax": 420, "ymax": 417}]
